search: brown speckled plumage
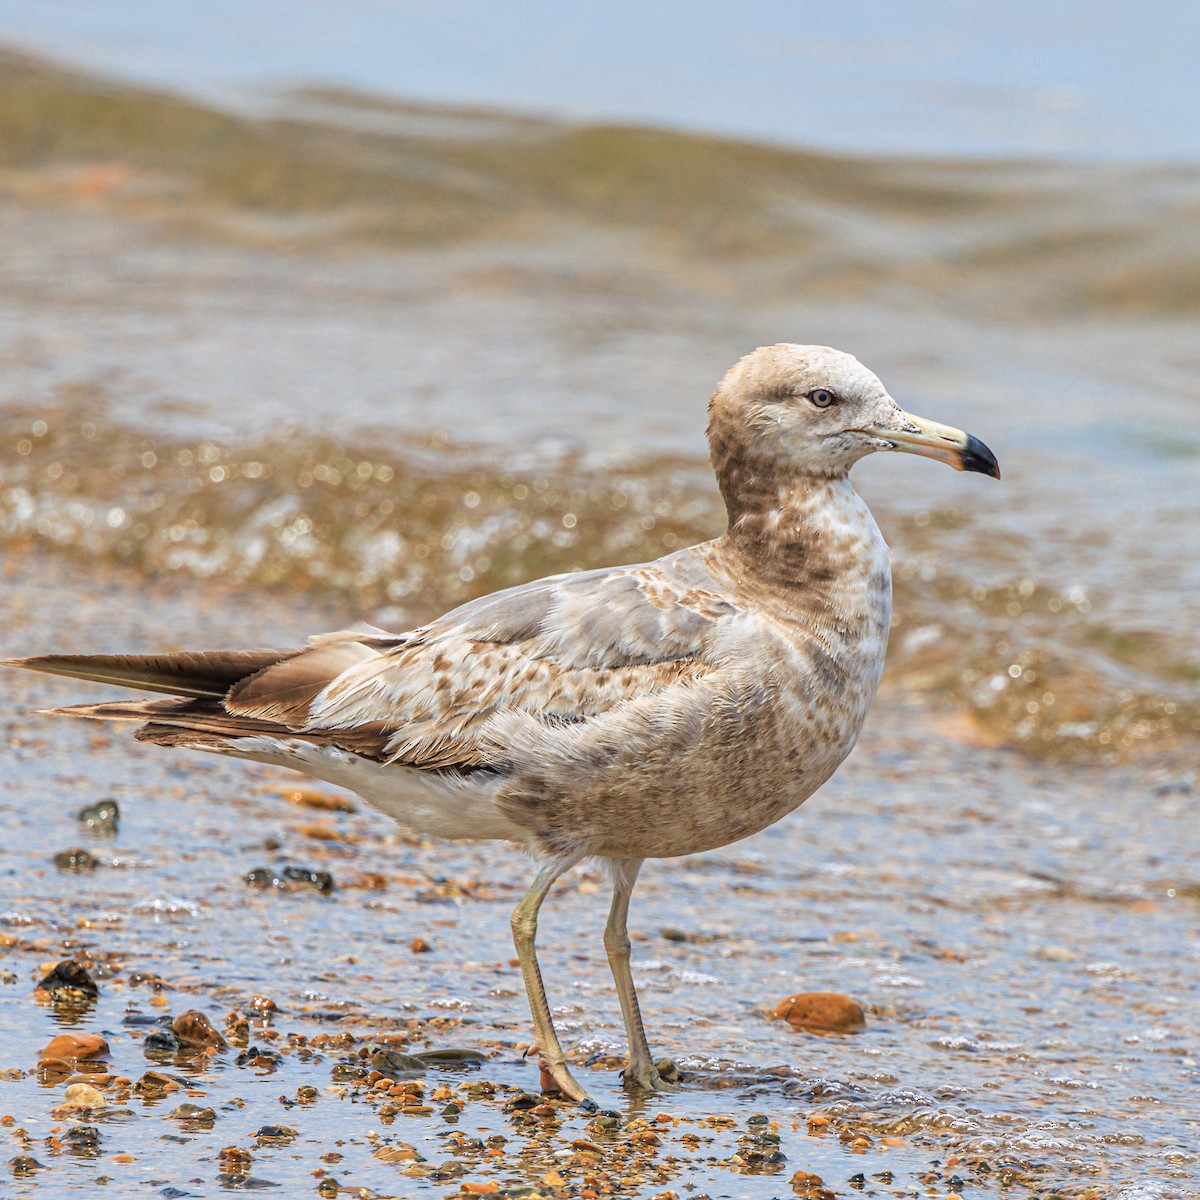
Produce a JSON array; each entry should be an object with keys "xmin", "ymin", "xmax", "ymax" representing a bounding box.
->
[{"xmin": 5, "ymin": 344, "xmax": 999, "ymax": 1102}]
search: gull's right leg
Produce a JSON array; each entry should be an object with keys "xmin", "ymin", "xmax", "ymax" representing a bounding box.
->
[
  {"xmin": 511, "ymin": 854, "xmax": 589, "ymax": 1103},
  {"xmin": 604, "ymin": 856, "xmax": 679, "ymax": 1093}
]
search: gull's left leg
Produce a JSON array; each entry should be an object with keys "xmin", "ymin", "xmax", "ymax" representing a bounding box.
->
[{"xmin": 604, "ymin": 857, "xmax": 679, "ymax": 1093}]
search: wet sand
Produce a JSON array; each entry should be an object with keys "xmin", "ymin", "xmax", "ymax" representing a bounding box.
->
[{"xmin": 1, "ymin": 552, "xmax": 1197, "ymax": 1198}]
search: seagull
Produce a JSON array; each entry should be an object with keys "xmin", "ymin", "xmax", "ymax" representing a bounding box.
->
[{"xmin": 6, "ymin": 344, "xmax": 999, "ymax": 1104}]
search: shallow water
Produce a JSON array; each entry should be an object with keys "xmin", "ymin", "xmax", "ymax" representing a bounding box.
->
[
  {"xmin": 0, "ymin": 46, "xmax": 1198, "ymax": 1199},
  {"xmin": 1, "ymin": 556, "xmax": 1197, "ymax": 1198}
]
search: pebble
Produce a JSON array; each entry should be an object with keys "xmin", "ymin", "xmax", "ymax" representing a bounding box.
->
[
  {"xmin": 243, "ymin": 865, "xmax": 335, "ymax": 894},
  {"xmin": 168, "ymin": 1103, "xmax": 216, "ymax": 1124},
  {"xmin": 415, "ymin": 1047, "xmax": 487, "ymax": 1065},
  {"xmin": 172, "ymin": 1009, "xmax": 228, "ymax": 1049},
  {"xmin": 77, "ymin": 797, "xmax": 120, "ymax": 832},
  {"xmin": 143, "ymin": 1029, "xmax": 181, "ymax": 1055},
  {"xmin": 34, "ymin": 959, "xmax": 99, "ymax": 1002},
  {"xmin": 61, "ymin": 1082, "xmax": 107, "ymax": 1109},
  {"xmin": 255, "ymin": 1124, "xmax": 297, "ymax": 1143},
  {"xmin": 63, "ymin": 1125, "xmax": 101, "ymax": 1152},
  {"xmin": 134, "ymin": 1070, "xmax": 183, "ymax": 1096},
  {"xmin": 273, "ymin": 785, "xmax": 356, "ymax": 813},
  {"xmin": 790, "ymin": 1170, "xmax": 835, "ymax": 1198},
  {"xmin": 40, "ymin": 1032, "xmax": 109, "ymax": 1065},
  {"xmin": 769, "ymin": 992, "xmax": 866, "ymax": 1033},
  {"xmin": 52, "ymin": 847, "xmax": 101, "ymax": 871}
]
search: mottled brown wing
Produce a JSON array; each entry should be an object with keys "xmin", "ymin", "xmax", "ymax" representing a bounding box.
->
[{"xmin": 227, "ymin": 554, "xmax": 735, "ymax": 771}]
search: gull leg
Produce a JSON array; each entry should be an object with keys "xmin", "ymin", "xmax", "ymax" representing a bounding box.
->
[
  {"xmin": 604, "ymin": 857, "xmax": 678, "ymax": 1093},
  {"xmin": 511, "ymin": 854, "xmax": 589, "ymax": 1103}
]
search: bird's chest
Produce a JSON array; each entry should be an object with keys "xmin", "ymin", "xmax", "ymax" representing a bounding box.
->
[{"xmin": 761, "ymin": 497, "xmax": 893, "ymax": 762}]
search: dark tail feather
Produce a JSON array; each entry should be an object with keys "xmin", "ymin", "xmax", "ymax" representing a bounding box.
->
[{"xmin": 3, "ymin": 649, "xmax": 300, "ymax": 699}]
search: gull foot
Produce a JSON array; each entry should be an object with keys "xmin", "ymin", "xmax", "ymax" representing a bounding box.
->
[
  {"xmin": 526, "ymin": 1045, "xmax": 592, "ymax": 1104},
  {"xmin": 622, "ymin": 1056, "xmax": 683, "ymax": 1093}
]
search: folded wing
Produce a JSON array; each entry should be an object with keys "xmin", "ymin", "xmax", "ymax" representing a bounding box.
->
[{"xmin": 12, "ymin": 554, "xmax": 736, "ymax": 773}]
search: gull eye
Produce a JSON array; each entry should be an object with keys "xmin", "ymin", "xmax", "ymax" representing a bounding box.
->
[{"xmin": 806, "ymin": 388, "xmax": 837, "ymax": 409}]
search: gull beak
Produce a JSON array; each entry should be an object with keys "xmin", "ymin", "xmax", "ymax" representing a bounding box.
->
[{"xmin": 864, "ymin": 413, "xmax": 1001, "ymax": 479}]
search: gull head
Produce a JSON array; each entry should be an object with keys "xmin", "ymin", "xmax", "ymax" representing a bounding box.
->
[{"xmin": 707, "ymin": 344, "xmax": 1000, "ymax": 483}]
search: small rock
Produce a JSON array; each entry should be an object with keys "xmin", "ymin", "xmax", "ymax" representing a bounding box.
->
[
  {"xmin": 9, "ymin": 1155, "xmax": 44, "ymax": 1176},
  {"xmin": 274, "ymin": 785, "xmax": 356, "ymax": 813},
  {"xmin": 224, "ymin": 1011, "xmax": 250, "ymax": 1046},
  {"xmin": 40, "ymin": 1032, "xmax": 109, "ymax": 1065},
  {"xmin": 254, "ymin": 1124, "xmax": 297, "ymax": 1143},
  {"xmin": 374, "ymin": 1143, "xmax": 420, "ymax": 1163},
  {"xmin": 1036, "ymin": 945, "xmax": 1079, "ymax": 962},
  {"xmin": 370, "ymin": 1047, "xmax": 427, "ymax": 1075},
  {"xmin": 34, "ymin": 960, "xmax": 99, "ymax": 1001},
  {"xmin": 77, "ymin": 798, "xmax": 120, "ymax": 832},
  {"xmin": 168, "ymin": 1103, "xmax": 216, "ymax": 1124},
  {"xmin": 143, "ymin": 1029, "xmax": 181, "ymax": 1055},
  {"xmin": 414, "ymin": 1048, "xmax": 487, "ymax": 1065},
  {"xmin": 281, "ymin": 865, "xmax": 334, "ymax": 893},
  {"xmin": 53, "ymin": 848, "xmax": 101, "ymax": 872},
  {"xmin": 128, "ymin": 970, "xmax": 171, "ymax": 990},
  {"xmin": 243, "ymin": 865, "xmax": 334, "ymax": 894},
  {"xmin": 409, "ymin": 936, "xmax": 433, "ymax": 953},
  {"xmin": 216, "ymin": 1174, "xmax": 278, "ymax": 1190},
  {"xmin": 770, "ymin": 992, "xmax": 866, "ymax": 1033},
  {"xmin": 61, "ymin": 1082, "xmax": 107, "ymax": 1109},
  {"xmin": 62, "ymin": 1124, "xmax": 101, "ymax": 1154},
  {"xmin": 172, "ymin": 1010, "xmax": 227, "ymax": 1049},
  {"xmin": 791, "ymin": 1170, "xmax": 835, "ymax": 1198},
  {"xmin": 134, "ymin": 1070, "xmax": 183, "ymax": 1096},
  {"xmin": 235, "ymin": 1045, "xmax": 280, "ymax": 1069}
]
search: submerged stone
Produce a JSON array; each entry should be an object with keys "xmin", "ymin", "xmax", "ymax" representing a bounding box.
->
[
  {"xmin": 414, "ymin": 1047, "xmax": 487, "ymax": 1065},
  {"xmin": 53, "ymin": 846, "xmax": 101, "ymax": 871},
  {"xmin": 172, "ymin": 1009, "xmax": 227, "ymax": 1049},
  {"xmin": 770, "ymin": 992, "xmax": 866, "ymax": 1033},
  {"xmin": 61, "ymin": 1082, "xmax": 107, "ymax": 1109},
  {"xmin": 35, "ymin": 959, "xmax": 100, "ymax": 1001},
  {"xmin": 40, "ymin": 1031, "xmax": 109, "ymax": 1065},
  {"xmin": 143, "ymin": 1029, "xmax": 181, "ymax": 1056},
  {"xmin": 77, "ymin": 797, "xmax": 120, "ymax": 832},
  {"xmin": 243, "ymin": 865, "xmax": 335, "ymax": 894}
]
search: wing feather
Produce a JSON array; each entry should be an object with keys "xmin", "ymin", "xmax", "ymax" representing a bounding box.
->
[{"xmin": 296, "ymin": 553, "xmax": 734, "ymax": 771}]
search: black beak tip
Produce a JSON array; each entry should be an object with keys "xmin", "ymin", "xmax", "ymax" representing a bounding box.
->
[{"xmin": 963, "ymin": 434, "xmax": 1001, "ymax": 480}]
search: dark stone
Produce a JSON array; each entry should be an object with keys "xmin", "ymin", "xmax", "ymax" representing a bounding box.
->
[
  {"xmin": 370, "ymin": 1047, "xmax": 427, "ymax": 1075},
  {"xmin": 77, "ymin": 798, "xmax": 120, "ymax": 833},
  {"xmin": 414, "ymin": 1047, "xmax": 487, "ymax": 1065},
  {"xmin": 253, "ymin": 1125, "xmax": 296, "ymax": 1142},
  {"xmin": 280, "ymin": 866, "xmax": 334, "ymax": 894},
  {"xmin": 144, "ymin": 1029, "xmax": 181, "ymax": 1055},
  {"xmin": 35, "ymin": 959, "xmax": 99, "ymax": 999},
  {"xmin": 53, "ymin": 847, "xmax": 101, "ymax": 871},
  {"xmin": 62, "ymin": 1125, "xmax": 101, "ymax": 1155}
]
